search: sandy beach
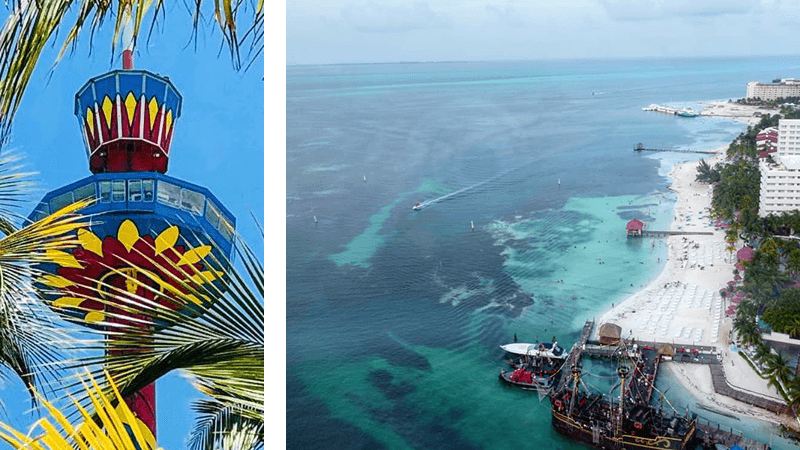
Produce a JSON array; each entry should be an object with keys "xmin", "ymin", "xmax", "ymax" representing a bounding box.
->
[
  {"xmin": 698, "ymin": 101, "xmax": 779, "ymax": 126},
  {"xmin": 594, "ymin": 139, "xmax": 793, "ymax": 426}
]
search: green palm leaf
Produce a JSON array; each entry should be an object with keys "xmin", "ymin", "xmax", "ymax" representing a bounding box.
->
[
  {"xmin": 0, "ymin": 0, "xmax": 263, "ymax": 144},
  {"xmin": 43, "ymin": 228, "xmax": 264, "ymax": 446},
  {"xmin": 188, "ymin": 398, "xmax": 263, "ymax": 450}
]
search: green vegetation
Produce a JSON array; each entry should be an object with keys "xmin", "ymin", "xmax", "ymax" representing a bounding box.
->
[{"xmin": 701, "ymin": 107, "xmax": 800, "ymax": 414}]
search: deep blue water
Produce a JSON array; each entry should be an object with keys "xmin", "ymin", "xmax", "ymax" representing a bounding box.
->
[{"xmin": 286, "ymin": 57, "xmax": 800, "ymax": 449}]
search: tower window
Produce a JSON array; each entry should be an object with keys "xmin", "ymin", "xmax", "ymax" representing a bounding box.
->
[
  {"xmin": 205, "ymin": 200, "xmax": 221, "ymax": 228},
  {"xmin": 50, "ymin": 191, "xmax": 74, "ymax": 212},
  {"xmin": 112, "ymin": 180, "xmax": 125, "ymax": 202},
  {"xmin": 128, "ymin": 180, "xmax": 142, "ymax": 201},
  {"xmin": 142, "ymin": 180, "xmax": 154, "ymax": 202},
  {"xmin": 99, "ymin": 181, "xmax": 112, "ymax": 203},
  {"xmin": 180, "ymin": 188, "xmax": 205, "ymax": 215},
  {"xmin": 157, "ymin": 181, "xmax": 181, "ymax": 207},
  {"xmin": 73, "ymin": 183, "xmax": 96, "ymax": 202}
]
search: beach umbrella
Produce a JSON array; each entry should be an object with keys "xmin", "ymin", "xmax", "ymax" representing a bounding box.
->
[
  {"xmin": 734, "ymin": 275, "xmax": 742, "ymax": 280},
  {"xmin": 727, "ymin": 281, "xmax": 735, "ymax": 286},
  {"xmin": 732, "ymin": 298, "xmax": 740, "ymax": 304},
  {"xmin": 736, "ymin": 291, "xmax": 745, "ymax": 297}
]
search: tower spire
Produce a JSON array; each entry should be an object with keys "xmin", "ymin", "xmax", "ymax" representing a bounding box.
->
[{"xmin": 122, "ymin": 9, "xmax": 134, "ymax": 70}]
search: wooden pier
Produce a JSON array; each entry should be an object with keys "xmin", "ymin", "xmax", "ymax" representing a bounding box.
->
[
  {"xmin": 696, "ymin": 421, "xmax": 771, "ymax": 450},
  {"xmin": 634, "ymin": 144, "xmax": 716, "ymax": 155},
  {"xmin": 642, "ymin": 230, "xmax": 714, "ymax": 237},
  {"xmin": 554, "ymin": 322, "xmax": 778, "ymax": 449}
]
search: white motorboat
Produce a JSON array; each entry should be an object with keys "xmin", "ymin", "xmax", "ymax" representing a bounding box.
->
[{"xmin": 500, "ymin": 342, "xmax": 567, "ymax": 360}]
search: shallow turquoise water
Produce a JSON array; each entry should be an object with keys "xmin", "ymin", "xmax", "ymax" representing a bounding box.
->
[{"xmin": 286, "ymin": 57, "xmax": 800, "ymax": 449}]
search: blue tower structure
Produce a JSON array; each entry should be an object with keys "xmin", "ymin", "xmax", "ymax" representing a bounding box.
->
[{"xmin": 29, "ymin": 68, "xmax": 236, "ymax": 440}]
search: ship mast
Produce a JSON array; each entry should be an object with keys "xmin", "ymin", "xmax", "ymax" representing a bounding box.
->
[
  {"xmin": 615, "ymin": 364, "xmax": 630, "ymax": 439},
  {"xmin": 568, "ymin": 363, "xmax": 582, "ymax": 417}
]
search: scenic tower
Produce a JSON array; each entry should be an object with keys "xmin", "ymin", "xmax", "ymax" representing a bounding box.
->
[{"xmin": 28, "ymin": 55, "xmax": 236, "ymax": 439}]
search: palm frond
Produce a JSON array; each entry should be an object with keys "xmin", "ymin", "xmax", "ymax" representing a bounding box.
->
[
  {"xmin": 187, "ymin": 398, "xmax": 263, "ymax": 450},
  {"xmin": 44, "ymin": 228, "xmax": 263, "ymax": 431},
  {"xmin": 0, "ymin": 199, "xmax": 91, "ymax": 406},
  {"xmin": 0, "ymin": 370, "xmax": 158, "ymax": 449},
  {"xmin": 0, "ymin": 0, "xmax": 264, "ymax": 144}
]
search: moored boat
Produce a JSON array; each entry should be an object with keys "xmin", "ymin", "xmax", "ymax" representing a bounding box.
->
[
  {"xmin": 550, "ymin": 346, "xmax": 695, "ymax": 450},
  {"xmin": 501, "ymin": 342, "xmax": 567, "ymax": 360}
]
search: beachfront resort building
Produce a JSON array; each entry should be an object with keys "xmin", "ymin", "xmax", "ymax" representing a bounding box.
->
[
  {"xmin": 747, "ymin": 79, "xmax": 800, "ymax": 101},
  {"xmin": 759, "ymin": 119, "xmax": 800, "ymax": 216}
]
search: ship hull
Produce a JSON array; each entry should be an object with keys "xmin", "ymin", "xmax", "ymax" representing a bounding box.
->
[{"xmin": 551, "ymin": 409, "xmax": 694, "ymax": 450}]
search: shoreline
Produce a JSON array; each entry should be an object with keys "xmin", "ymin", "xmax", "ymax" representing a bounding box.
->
[{"xmin": 593, "ymin": 134, "xmax": 794, "ymax": 427}]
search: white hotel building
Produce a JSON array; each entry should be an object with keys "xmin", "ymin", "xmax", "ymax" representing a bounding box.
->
[
  {"xmin": 747, "ymin": 79, "xmax": 800, "ymax": 101},
  {"xmin": 759, "ymin": 119, "xmax": 800, "ymax": 216}
]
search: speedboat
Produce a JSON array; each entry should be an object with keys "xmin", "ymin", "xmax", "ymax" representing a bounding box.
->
[
  {"xmin": 412, "ymin": 202, "xmax": 422, "ymax": 211},
  {"xmin": 500, "ymin": 342, "xmax": 567, "ymax": 360},
  {"xmin": 499, "ymin": 367, "xmax": 554, "ymax": 390}
]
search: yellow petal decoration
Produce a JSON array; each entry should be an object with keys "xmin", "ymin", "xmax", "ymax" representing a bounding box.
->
[
  {"xmin": 155, "ymin": 225, "xmax": 179, "ymax": 255},
  {"xmin": 45, "ymin": 249, "xmax": 83, "ymax": 268},
  {"xmin": 165, "ymin": 109, "xmax": 173, "ymax": 134},
  {"xmin": 117, "ymin": 220, "xmax": 140, "ymax": 252},
  {"xmin": 85, "ymin": 311, "xmax": 105, "ymax": 324},
  {"xmin": 148, "ymin": 96, "xmax": 159, "ymax": 130},
  {"xmin": 190, "ymin": 270, "xmax": 224, "ymax": 285},
  {"xmin": 102, "ymin": 96, "xmax": 113, "ymax": 128},
  {"xmin": 178, "ymin": 245, "xmax": 212, "ymax": 265},
  {"xmin": 40, "ymin": 275, "xmax": 75, "ymax": 288},
  {"xmin": 78, "ymin": 228, "xmax": 104, "ymax": 257},
  {"xmin": 53, "ymin": 297, "xmax": 84, "ymax": 308},
  {"xmin": 85, "ymin": 107, "xmax": 95, "ymax": 135},
  {"xmin": 125, "ymin": 92, "xmax": 137, "ymax": 126}
]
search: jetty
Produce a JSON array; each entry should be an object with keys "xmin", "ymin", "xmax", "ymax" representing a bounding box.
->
[
  {"xmin": 634, "ymin": 143, "xmax": 716, "ymax": 155},
  {"xmin": 553, "ymin": 320, "xmax": 778, "ymax": 449},
  {"xmin": 642, "ymin": 230, "xmax": 714, "ymax": 237}
]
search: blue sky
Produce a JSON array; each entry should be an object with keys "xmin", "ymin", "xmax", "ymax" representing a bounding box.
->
[
  {"xmin": 288, "ymin": 0, "xmax": 800, "ymax": 64},
  {"xmin": 0, "ymin": 4, "xmax": 264, "ymax": 449}
]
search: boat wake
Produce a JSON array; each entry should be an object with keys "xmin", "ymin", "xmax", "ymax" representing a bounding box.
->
[{"xmin": 415, "ymin": 169, "xmax": 513, "ymax": 210}]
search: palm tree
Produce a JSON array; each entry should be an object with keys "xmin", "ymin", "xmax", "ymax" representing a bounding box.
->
[
  {"xmin": 0, "ymin": 0, "xmax": 264, "ymax": 142},
  {"xmin": 765, "ymin": 350, "xmax": 792, "ymax": 396},
  {"xmin": 754, "ymin": 343, "xmax": 773, "ymax": 364},
  {"xmin": 733, "ymin": 314, "xmax": 761, "ymax": 347}
]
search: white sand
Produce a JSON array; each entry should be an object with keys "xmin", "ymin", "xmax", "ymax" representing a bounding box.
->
[
  {"xmin": 698, "ymin": 101, "xmax": 779, "ymax": 126},
  {"xmin": 595, "ymin": 143, "xmax": 793, "ymax": 423}
]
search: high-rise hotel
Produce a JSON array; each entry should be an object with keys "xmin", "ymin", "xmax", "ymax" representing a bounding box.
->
[{"xmin": 759, "ymin": 119, "xmax": 800, "ymax": 216}]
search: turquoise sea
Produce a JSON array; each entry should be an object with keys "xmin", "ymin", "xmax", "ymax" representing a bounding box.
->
[{"xmin": 286, "ymin": 57, "xmax": 800, "ymax": 449}]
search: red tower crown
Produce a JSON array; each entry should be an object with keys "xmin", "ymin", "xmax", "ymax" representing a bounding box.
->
[{"xmin": 74, "ymin": 70, "xmax": 182, "ymax": 174}]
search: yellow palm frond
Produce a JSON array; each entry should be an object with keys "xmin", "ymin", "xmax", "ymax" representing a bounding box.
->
[{"xmin": 0, "ymin": 371, "xmax": 160, "ymax": 450}]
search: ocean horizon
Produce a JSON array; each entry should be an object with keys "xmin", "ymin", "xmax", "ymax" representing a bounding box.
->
[{"xmin": 286, "ymin": 56, "xmax": 800, "ymax": 449}]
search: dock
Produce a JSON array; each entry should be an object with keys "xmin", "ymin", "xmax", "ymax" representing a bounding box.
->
[
  {"xmin": 554, "ymin": 320, "xmax": 778, "ymax": 449},
  {"xmin": 696, "ymin": 420, "xmax": 771, "ymax": 450},
  {"xmin": 642, "ymin": 230, "xmax": 714, "ymax": 237},
  {"xmin": 634, "ymin": 143, "xmax": 716, "ymax": 155}
]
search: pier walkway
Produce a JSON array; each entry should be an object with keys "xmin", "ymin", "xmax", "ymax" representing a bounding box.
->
[
  {"xmin": 634, "ymin": 145, "xmax": 716, "ymax": 155},
  {"xmin": 696, "ymin": 420, "xmax": 770, "ymax": 450},
  {"xmin": 709, "ymin": 363, "xmax": 789, "ymax": 414},
  {"xmin": 554, "ymin": 321, "xmax": 779, "ymax": 448},
  {"xmin": 642, "ymin": 230, "xmax": 715, "ymax": 237}
]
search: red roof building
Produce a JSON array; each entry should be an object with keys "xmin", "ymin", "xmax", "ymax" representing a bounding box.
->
[{"xmin": 626, "ymin": 219, "xmax": 644, "ymax": 237}]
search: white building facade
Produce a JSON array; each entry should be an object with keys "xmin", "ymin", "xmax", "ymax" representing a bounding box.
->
[
  {"xmin": 747, "ymin": 80, "xmax": 800, "ymax": 101},
  {"xmin": 759, "ymin": 119, "xmax": 800, "ymax": 216}
]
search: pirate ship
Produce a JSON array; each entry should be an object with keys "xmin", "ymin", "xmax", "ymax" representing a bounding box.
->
[{"xmin": 549, "ymin": 343, "xmax": 696, "ymax": 450}]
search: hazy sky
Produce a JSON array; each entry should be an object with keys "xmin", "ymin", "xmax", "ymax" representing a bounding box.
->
[{"xmin": 287, "ymin": 0, "xmax": 800, "ymax": 64}]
